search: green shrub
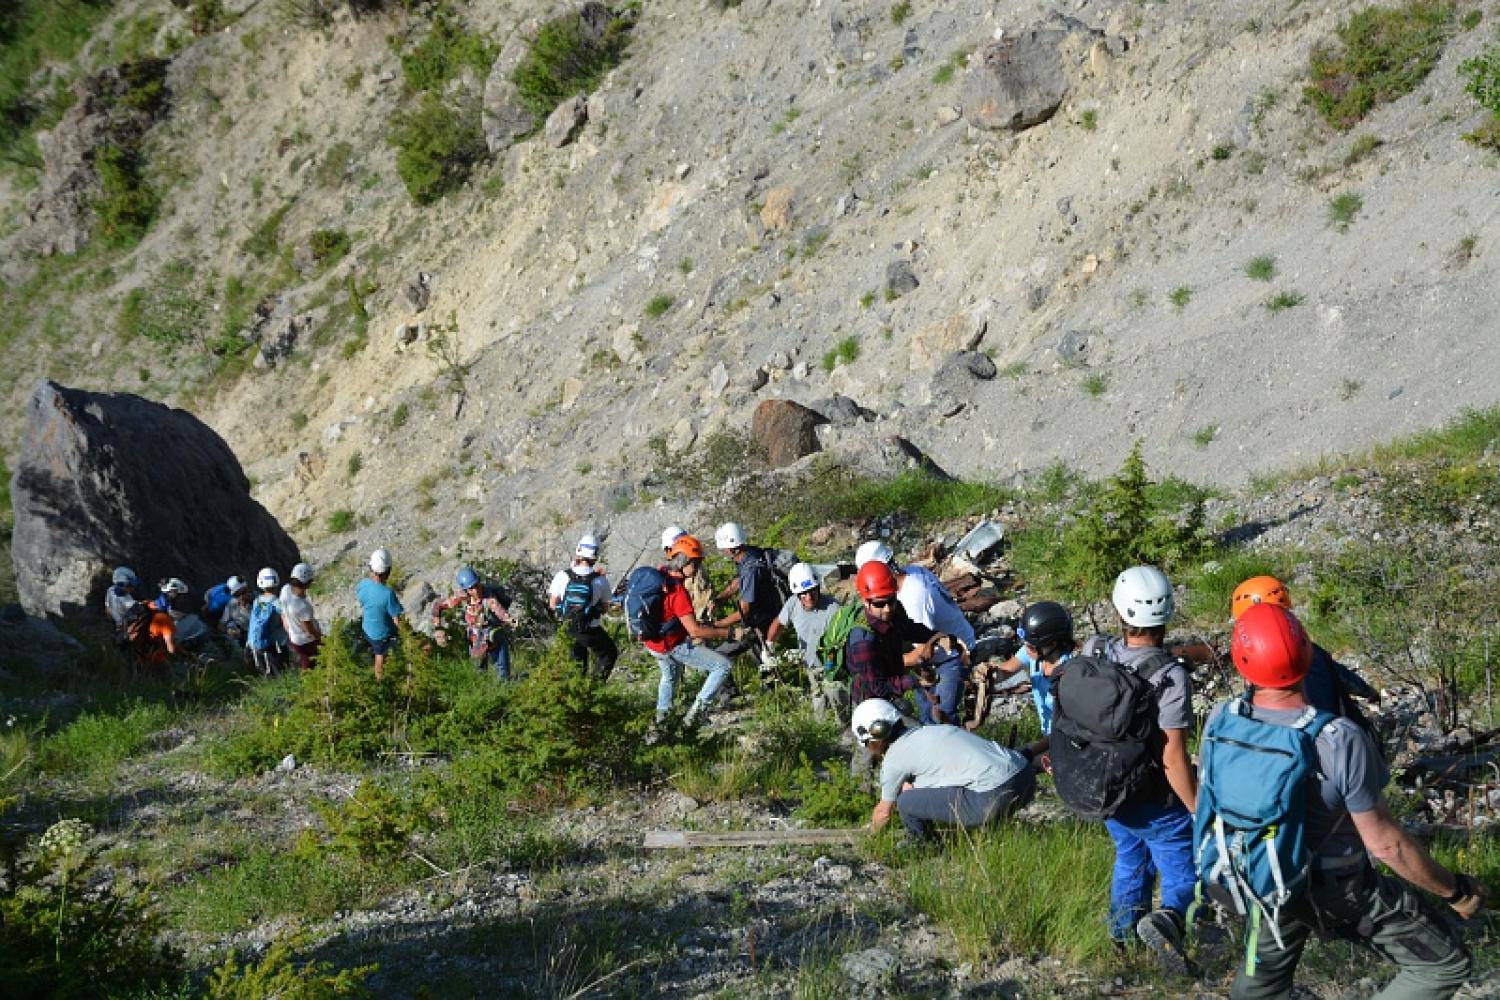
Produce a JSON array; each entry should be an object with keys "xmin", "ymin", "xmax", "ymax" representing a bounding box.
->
[
  {"xmin": 1327, "ymin": 191, "xmax": 1364, "ymax": 231},
  {"xmin": 1265, "ymin": 289, "xmax": 1305, "ymax": 313},
  {"xmin": 399, "ymin": 6, "xmax": 495, "ymax": 93},
  {"xmin": 511, "ymin": 8, "xmax": 633, "ymax": 119},
  {"xmin": 1167, "ymin": 285, "xmax": 1192, "ymax": 310},
  {"xmin": 791, "ymin": 756, "xmax": 871, "ymax": 825},
  {"xmin": 820, "ymin": 335, "xmax": 860, "ymax": 371},
  {"xmin": 206, "ymin": 935, "xmax": 376, "ymax": 999},
  {"xmin": 0, "ymin": 819, "xmax": 180, "ymax": 994},
  {"xmin": 327, "ymin": 508, "xmax": 356, "ymax": 533},
  {"xmin": 94, "ymin": 143, "xmax": 158, "ymax": 246},
  {"xmin": 644, "ymin": 293, "xmax": 674, "ymax": 318},
  {"xmin": 308, "ymin": 227, "xmax": 350, "ymax": 268},
  {"xmin": 37, "ymin": 701, "xmax": 172, "ymax": 778},
  {"xmin": 244, "ymin": 201, "xmax": 292, "ymax": 260},
  {"xmin": 1305, "ymin": 1, "xmax": 1452, "ymax": 130},
  {"xmin": 389, "ymin": 92, "xmax": 487, "ymax": 204},
  {"xmin": 1245, "ymin": 255, "xmax": 1277, "ymax": 281},
  {"xmin": 1460, "ymin": 34, "xmax": 1500, "ymax": 113}
]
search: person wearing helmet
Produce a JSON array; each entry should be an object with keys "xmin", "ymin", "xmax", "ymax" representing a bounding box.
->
[
  {"xmin": 765, "ymin": 562, "xmax": 846, "ymax": 720},
  {"xmin": 1071, "ymin": 564, "xmax": 1197, "ymax": 967},
  {"xmin": 105, "ymin": 566, "xmax": 140, "ymax": 629},
  {"xmin": 853, "ymin": 540, "xmax": 977, "ymax": 725},
  {"xmin": 160, "ymin": 578, "xmax": 211, "ymax": 652},
  {"xmin": 153, "ymin": 576, "xmax": 191, "ymax": 612},
  {"xmin": 548, "ymin": 536, "xmax": 617, "ymax": 682},
  {"xmin": 646, "ymin": 535, "xmax": 742, "ymax": 730},
  {"xmin": 280, "ymin": 563, "xmax": 323, "ymax": 671},
  {"xmin": 246, "ymin": 568, "xmax": 289, "ymax": 675},
  {"xmin": 852, "ymin": 699, "xmax": 1035, "ymax": 842},
  {"xmin": 1203, "ymin": 603, "xmax": 1481, "ymax": 998},
  {"xmin": 710, "ymin": 522, "xmax": 787, "ymax": 660},
  {"xmin": 966, "ymin": 602, "xmax": 1077, "ymax": 760},
  {"xmin": 201, "ymin": 576, "xmax": 237, "ymax": 625},
  {"xmin": 1231, "ymin": 575, "xmax": 1378, "ymax": 721},
  {"xmin": 435, "ymin": 565, "xmax": 520, "ymax": 679},
  {"xmin": 357, "ymin": 548, "xmax": 404, "ymax": 680},
  {"xmin": 119, "ymin": 599, "xmax": 178, "ymax": 673},
  {"xmin": 219, "ymin": 577, "xmax": 254, "ymax": 665}
]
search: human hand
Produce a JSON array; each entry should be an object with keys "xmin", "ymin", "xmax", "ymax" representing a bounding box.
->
[{"xmin": 1447, "ymin": 874, "xmax": 1488, "ymax": 920}]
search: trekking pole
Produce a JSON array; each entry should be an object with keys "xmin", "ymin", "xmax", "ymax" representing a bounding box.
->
[{"xmin": 612, "ymin": 536, "xmax": 654, "ymax": 597}]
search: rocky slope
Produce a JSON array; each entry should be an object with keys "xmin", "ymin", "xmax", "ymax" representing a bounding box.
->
[{"xmin": 3, "ymin": 0, "xmax": 1500, "ymax": 589}]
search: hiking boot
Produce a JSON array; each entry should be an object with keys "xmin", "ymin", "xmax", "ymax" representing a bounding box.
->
[
  {"xmin": 1135, "ymin": 910, "xmax": 1194, "ymax": 978},
  {"xmin": 682, "ymin": 700, "xmax": 710, "ymax": 728}
]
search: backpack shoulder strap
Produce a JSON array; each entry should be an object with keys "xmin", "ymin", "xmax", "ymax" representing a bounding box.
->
[
  {"xmin": 1298, "ymin": 709, "xmax": 1338, "ymax": 739},
  {"xmin": 1132, "ymin": 649, "xmax": 1179, "ymax": 682},
  {"xmin": 1079, "ymin": 635, "xmax": 1111, "ymax": 659}
]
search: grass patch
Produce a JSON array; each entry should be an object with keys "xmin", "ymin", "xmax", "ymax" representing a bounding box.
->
[
  {"xmin": 1081, "ymin": 372, "xmax": 1109, "ymax": 397},
  {"xmin": 1343, "ymin": 133, "xmax": 1383, "ymax": 166},
  {"xmin": 1167, "ymin": 285, "xmax": 1192, "ymax": 311},
  {"xmin": 890, "ymin": 1, "xmax": 911, "ymax": 26},
  {"xmin": 511, "ymin": 7, "xmax": 632, "ymax": 120},
  {"xmin": 170, "ymin": 843, "xmax": 377, "ymax": 934},
  {"xmin": 36, "ymin": 701, "xmax": 173, "ymax": 780},
  {"xmin": 1079, "ymin": 108, "xmax": 1098, "ymax": 131},
  {"xmin": 1264, "ymin": 290, "xmax": 1305, "ymax": 313},
  {"xmin": 117, "ymin": 260, "xmax": 209, "ymax": 349},
  {"xmin": 1245, "ymin": 255, "xmax": 1277, "ymax": 281},
  {"xmin": 307, "ymin": 228, "xmax": 350, "ymax": 270},
  {"xmin": 1327, "ymin": 191, "xmax": 1364, "ymax": 231},
  {"xmin": 399, "ymin": 5, "xmax": 495, "ymax": 94},
  {"xmin": 1306, "ymin": 1, "xmax": 1453, "ymax": 130},
  {"xmin": 644, "ymin": 293, "xmax": 674, "ymax": 318},
  {"xmin": 0, "ymin": 0, "xmax": 120, "ymax": 165},
  {"xmin": 932, "ymin": 47, "xmax": 970, "ymax": 85},
  {"xmin": 1192, "ymin": 424, "xmax": 1217, "ymax": 448},
  {"xmin": 327, "ymin": 508, "xmax": 356, "ymax": 533},
  {"xmin": 820, "ymin": 335, "xmax": 859, "ymax": 372}
]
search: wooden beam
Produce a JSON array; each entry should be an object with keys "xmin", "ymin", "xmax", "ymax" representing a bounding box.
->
[{"xmin": 642, "ymin": 828, "xmax": 864, "ymax": 849}]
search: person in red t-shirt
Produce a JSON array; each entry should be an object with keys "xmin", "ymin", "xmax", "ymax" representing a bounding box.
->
[{"xmin": 647, "ymin": 536, "xmax": 744, "ymax": 730}]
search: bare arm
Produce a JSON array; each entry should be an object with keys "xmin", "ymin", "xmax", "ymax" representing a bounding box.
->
[
  {"xmin": 1352, "ymin": 800, "xmax": 1458, "ymax": 897},
  {"xmin": 1162, "ymin": 727, "xmax": 1198, "ymax": 814},
  {"xmin": 870, "ymin": 799, "xmax": 896, "ymax": 833},
  {"xmin": 677, "ymin": 613, "xmax": 735, "ymax": 643},
  {"xmin": 765, "ymin": 619, "xmax": 784, "ymax": 645}
]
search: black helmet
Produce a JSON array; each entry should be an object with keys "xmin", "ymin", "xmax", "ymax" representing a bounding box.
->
[{"xmin": 1018, "ymin": 601, "xmax": 1073, "ymax": 650}]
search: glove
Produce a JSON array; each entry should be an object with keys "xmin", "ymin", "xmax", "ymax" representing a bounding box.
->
[
  {"xmin": 1444, "ymin": 873, "xmax": 1489, "ymax": 920},
  {"xmin": 759, "ymin": 647, "xmax": 778, "ymax": 668}
]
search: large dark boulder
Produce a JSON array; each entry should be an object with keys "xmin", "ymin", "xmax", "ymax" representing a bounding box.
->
[
  {"xmin": 962, "ymin": 19, "xmax": 1111, "ymax": 132},
  {"xmin": 751, "ymin": 399, "xmax": 827, "ymax": 471},
  {"xmin": 10, "ymin": 381, "xmax": 300, "ymax": 618}
]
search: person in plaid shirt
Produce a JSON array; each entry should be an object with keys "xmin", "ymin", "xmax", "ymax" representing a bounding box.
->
[{"xmin": 432, "ymin": 566, "xmax": 518, "ymax": 679}]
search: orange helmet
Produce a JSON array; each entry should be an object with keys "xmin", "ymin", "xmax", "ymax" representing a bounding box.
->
[
  {"xmin": 1232, "ymin": 575, "xmax": 1292, "ymax": 619},
  {"xmin": 667, "ymin": 535, "xmax": 705, "ymax": 562},
  {"xmin": 1231, "ymin": 603, "xmax": 1312, "ymax": 689},
  {"xmin": 856, "ymin": 561, "xmax": 899, "ymax": 601}
]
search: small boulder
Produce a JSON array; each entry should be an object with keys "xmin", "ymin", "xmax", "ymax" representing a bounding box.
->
[
  {"xmin": 963, "ymin": 21, "xmax": 1103, "ymax": 131},
  {"xmin": 909, "ymin": 307, "xmax": 988, "ymax": 370},
  {"xmin": 760, "ymin": 186, "xmax": 795, "ymax": 233},
  {"xmin": 611, "ymin": 323, "xmax": 643, "ymax": 365},
  {"xmin": 404, "ymin": 272, "xmax": 432, "ymax": 312},
  {"xmin": 400, "ymin": 579, "xmax": 438, "ymax": 621},
  {"xmin": 750, "ymin": 399, "xmax": 826, "ymax": 470},
  {"xmin": 544, "ymin": 94, "xmax": 588, "ymax": 147},
  {"xmin": 885, "ymin": 259, "xmax": 919, "ymax": 298},
  {"xmin": 937, "ymin": 351, "xmax": 997, "ymax": 382}
]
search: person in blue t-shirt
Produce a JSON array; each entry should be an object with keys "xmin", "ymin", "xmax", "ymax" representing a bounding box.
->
[
  {"xmin": 356, "ymin": 547, "xmax": 404, "ymax": 680},
  {"xmin": 968, "ymin": 601, "xmax": 1076, "ymax": 764}
]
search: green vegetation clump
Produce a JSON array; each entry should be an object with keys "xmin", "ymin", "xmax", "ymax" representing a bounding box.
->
[
  {"xmin": 1167, "ymin": 285, "xmax": 1192, "ymax": 310},
  {"xmin": 94, "ymin": 143, "xmax": 159, "ymax": 247},
  {"xmin": 308, "ymin": 228, "xmax": 351, "ymax": 269},
  {"xmin": 821, "ymin": 335, "xmax": 860, "ymax": 371},
  {"xmin": 389, "ymin": 92, "xmax": 487, "ymax": 204},
  {"xmin": 511, "ymin": 8, "xmax": 633, "ymax": 119},
  {"xmin": 1328, "ymin": 191, "xmax": 1364, "ymax": 231},
  {"xmin": 399, "ymin": 6, "xmax": 495, "ymax": 93},
  {"xmin": 117, "ymin": 260, "xmax": 209, "ymax": 348},
  {"xmin": 1264, "ymin": 289, "xmax": 1305, "ymax": 313},
  {"xmin": 644, "ymin": 293, "xmax": 674, "ymax": 318},
  {"xmin": 1305, "ymin": 1, "xmax": 1452, "ymax": 130},
  {"xmin": 1459, "ymin": 32, "xmax": 1500, "ymax": 149},
  {"xmin": 206, "ymin": 936, "xmax": 376, "ymax": 999},
  {"xmin": 1245, "ymin": 255, "xmax": 1277, "ymax": 281},
  {"xmin": 327, "ymin": 508, "xmax": 356, "ymax": 533},
  {"xmin": 0, "ymin": 0, "xmax": 120, "ymax": 164}
]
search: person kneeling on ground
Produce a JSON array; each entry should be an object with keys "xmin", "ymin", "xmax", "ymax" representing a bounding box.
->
[
  {"xmin": 852, "ymin": 699, "xmax": 1035, "ymax": 842},
  {"xmin": 1202, "ymin": 603, "xmax": 1484, "ymax": 999}
]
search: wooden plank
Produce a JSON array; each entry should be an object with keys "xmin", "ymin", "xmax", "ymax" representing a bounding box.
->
[{"xmin": 642, "ymin": 828, "xmax": 863, "ymax": 849}]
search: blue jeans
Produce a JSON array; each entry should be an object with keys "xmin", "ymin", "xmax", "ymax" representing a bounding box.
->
[
  {"xmin": 651, "ymin": 641, "xmax": 733, "ymax": 713},
  {"xmin": 1103, "ymin": 799, "xmax": 1196, "ymax": 940},
  {"xmin": 914, "ymin": 655, "xmax": 967, "ymax": 724},
  {"xmin": 476, "ymin": 638, "xmax": 511, "ymax": 680}
]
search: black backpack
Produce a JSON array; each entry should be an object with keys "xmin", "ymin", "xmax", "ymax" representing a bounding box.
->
[{"xmin": 1049, "ymin": 640, "xmax": 1178, "ymax": 822}]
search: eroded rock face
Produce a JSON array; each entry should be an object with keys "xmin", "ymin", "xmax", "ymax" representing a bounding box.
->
[
  {"xmin": 751, "ymin": 399, "xmax": 826, "ymax": 470},
  {"xmin": 10, "ymin": 381, "xmax": 300, "ymax": 618}
]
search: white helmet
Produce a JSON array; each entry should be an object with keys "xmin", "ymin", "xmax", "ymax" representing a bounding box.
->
[
  {"xmin": 788, "ymin": 562, "xmax": 819, "ymax": 595},
  {"xmin": 715, "ymin": 522, "xmax": 747, "ymax": 550},
  {"xmin": 160, "ymin": 577, "xmax": 190, "ymax": 596},
  {"xmin": 369, "ymin": 548, "xmax": 393, "ymax": 574},
  {"xmin": 854, "ymin": 540, "xmax": 894, "ymax": 568},
  {"xmin": 256, "ymin": 567, "xmax": 280, "ymax": 590},
  {"xmin": 575, "ymin": 534, "xmax": 600, "ymax": 560},
  {"xmin": 290, "ymin": 562, "xmax": 315, "ymax": 584},
  {"xmin": 1112, "ymin": 565, "xmax": 1175, "ymax": 627},
  {"xmin": 851, "ymin": 699, "xmax": 902, "ymax": 745},
  {"xmin": 226, "ymin": 575, "xmax": 248, "ymax": 595},
  {"xmin": 660, "ymin": 525, "xmax": 687, "ymax": 550},
  {"xmin": 113, "ymin": 566, "xmax": 138, "ymax": 586}
]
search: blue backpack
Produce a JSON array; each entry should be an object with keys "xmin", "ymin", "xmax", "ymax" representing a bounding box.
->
[
  {"xmin": 246, "ymin": 595, "xmax": 285, "ymax": 651},
  {"xmin": 1193, "ymin": 698, "xmax": 1335, "ymax": 957},
  {"xmin": 557, "ymin": 569, "xmax": 599, "ymax": 635},
  {"xmin": 203, "ymin": 583, "xmax": 232, "ymax": 618},
  {"xmin": 623, "ymin": 566, "xmax": 681, "ymax": 642}
]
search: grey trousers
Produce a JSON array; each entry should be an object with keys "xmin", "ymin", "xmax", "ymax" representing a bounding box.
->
[
  {"xmin": 896, "ymin": 764, "xmax": 1037, "ymax": 838},
  {"xmin": 1230, "ymin": 864, "xmax": 1471, "ymax": 1000}
]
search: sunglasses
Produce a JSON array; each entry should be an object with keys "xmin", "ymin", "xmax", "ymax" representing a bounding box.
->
[{"xmin": 865, "ymin": 598, "xmax": 894, "ymax": 610}]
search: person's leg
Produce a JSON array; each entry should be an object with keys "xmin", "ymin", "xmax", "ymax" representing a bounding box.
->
[
  {"xmin": 653, "ymin": 651, "xmax": 680, "ymax": 720},
  {"xmin": 913, "ymin": 684, "xmax": 937, "ymax": 725},
  {"xmin": 895, "ymin": 786, "xmax": 967, "ymax": 839},
  {"xmin": 932, "ymin": 659, "xmax": 966, "ymax": 723},
  {"xmin": 587, "ymin": 626, "xmax": 618, "ymax": 682},
  {"xmin": 981, "ymin": 765, "xmax": 1037, "ymax": 822},
  {"xmin": 1360, "ymin": 873, "xmax": 1472, "ymax": 1000},
  {"xmin": 1104, "ymin": 813, "xmax": 1156, "ymax": 942},
  {"xmin": 678, "ymin": 642, "xmax": 734, "ymax": 710},
  {"xmin": 492, "ymin": 637, "xmax": 512, "ymax": 681},
  {"xmin": 1140, "ymin": 803, "xmax": 1197, "ymax": 919},
  {"xmin": 1229, "ymin": 903, "xmax": 1315, "ymax": 1000}
]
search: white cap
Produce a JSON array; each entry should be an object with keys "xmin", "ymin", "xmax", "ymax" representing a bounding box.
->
[
  {"xmin": 160, "ymin": 577, "xmax": 190, "ymax": 595},
  {"xmin": 369, "ymin": 548, "xmax": 393, "ymax": 574},
  {"xmin": 854, "ymin": 540, "xmax": 894, "ymax": 568},
  {"xmin": 851, "ymin": 699, "xmax": 902, "ymax": 745}
]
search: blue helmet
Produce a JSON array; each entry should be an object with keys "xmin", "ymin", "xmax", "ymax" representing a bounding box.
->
[{"xmin": 455, "ymin": 567, "xmax": 479, "ymax": 590}]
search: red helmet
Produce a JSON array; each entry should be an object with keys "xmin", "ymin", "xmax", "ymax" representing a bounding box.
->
[
  {"xmin": 856, "ymin": 561, "xmax": 899, "ymax": 601},
  {"xmin": 1231, "ymin": 603, "xmax": 1312, "ymax": 689}
]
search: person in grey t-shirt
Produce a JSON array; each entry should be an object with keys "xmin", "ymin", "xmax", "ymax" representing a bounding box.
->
[
  {"xmin": 851, "ymin": 699, "xmax": 1035, "ymax": 841},
  {"xmin": 765, "ymin": 563, "xmax": 845, "ymax": 721},
  {"xmin": 1206, "ymin": 603, "xmax": 1482, "ymax": 1000}
]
